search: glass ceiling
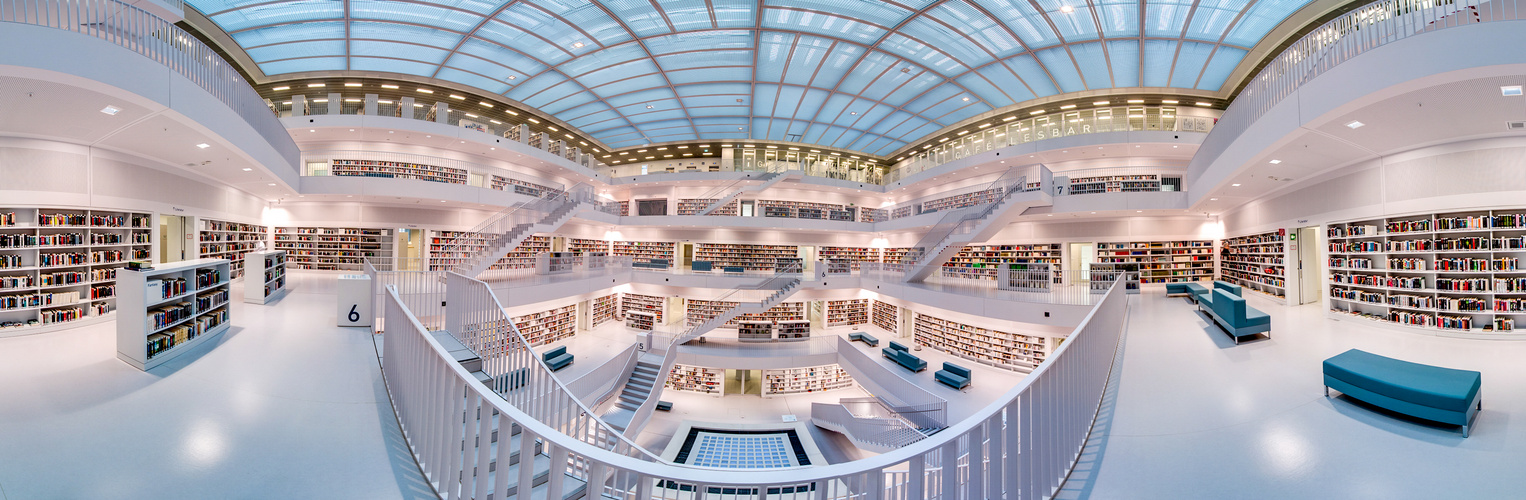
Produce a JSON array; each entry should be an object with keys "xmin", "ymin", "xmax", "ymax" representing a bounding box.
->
[{"xmin": 192, "ymin": 0, "xmax": 1313, "ymax": 155}]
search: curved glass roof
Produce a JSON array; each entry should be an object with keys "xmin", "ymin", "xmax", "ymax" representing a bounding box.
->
[{"xmin": 193, "ymin": 0, "xmax": 1313, "ymax": 155}]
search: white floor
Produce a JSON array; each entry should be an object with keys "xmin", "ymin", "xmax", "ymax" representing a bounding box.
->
[
  {"xmin": 6, "ymin": 272, "xmax": 1525, "ymax": 498},
  {"xmin": 1059, "ymin": 290, "xmax": 1526, "ymax": 499},
  {"xmin": 0, "ymin": 272, "xmax": 433, "ymax": 500}
]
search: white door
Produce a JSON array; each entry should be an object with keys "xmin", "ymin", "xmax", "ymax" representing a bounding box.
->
[{"xmin": 1297, "ymin": 227, "xmax": 1320, "ymax": 305}]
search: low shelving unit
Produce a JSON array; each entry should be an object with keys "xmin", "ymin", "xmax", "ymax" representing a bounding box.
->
[
  {"xmin": 913, "ymin": 312, "xmax": 1051, "ymax": 372},
  {"xmin": 243, "ymin": 250, "xmax": 288, "ymax": 304},
  {"xmin": 1221, "ymin": 230, "xmax": 1287, "ymax": 301},
  {"xmin": 116, "ymin": 258, "xmax": 232, "ymax": 371},
  {"xmin": 666, "ymin": 364, "xmax": 723, "ymax": 395},
  {"xmin": 762, "ymin": 364, "xmax": 853, "ymax": 397}
]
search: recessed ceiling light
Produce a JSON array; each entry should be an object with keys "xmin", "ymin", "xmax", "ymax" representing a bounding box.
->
[
  {"xmin": 1060, "ymin": 5, "xmax": 1074, "ymax": 13},
  {"xmin": 1210, "ymin": 198, "xmax": 1218, "ymax": 201},
  {"xmin": 1161, "ymin": 100, "xmax": 1178, "ymax": 104},
  {"xmin": 1268, "ymin": 159, "xmax": 1281, "ymax": 164},
  {"xmin": 100, "ymin": 105, "xmax": 122, "ymax": 115},
  {"xmin": 309, "ymin": 129, "xmax": 315, "ymax": 132},
  {"xmin": 440, "ymin": 200, "xmax": 447, "ymax": 202},
  {"xmin": 1127, "ymin": 99, "xmax": 1144, "ymax": 103},
  {"xmin": 1002, "ymin": 116, "xmax": 1017, "ymax": 121},
  {"xmin": 646, "ymin": 104, "xmax": 654, "ymax": 109},
  {"xmin": 962, "ymin": 97, "xmax": 970, "ymax": 101},
  {"xmin": 272, "ymin": 86, "xmax": 289, "ymax": 91},
  {"xmin": 1172, "ymin": 145, "xmax": 1178, "ymax": 148},
  {"xmin": 1195, "ymin": 102, "xmax": 1212, "ymax": 107},
  {"xmin": 1030, "ymin": 110, "xmax": 1045, "ymax": 115},
  {"xmin": 978, "ymin": 123, "xmax": 993, "ymax": 129},
  {"xmin": 267, "ymin": 183, "xmax": 276, "ymax": 186},
  {"xmin": 344, "ymin": 83, "xmax": 361, "ymax": 87},
  {"xmin": 1502, "ymin": 86, "xmax": 1523, "ymax": 96},
  {"xmin": 1059, "ymin": 104, "xmax": 1076, "ymax": 110},
  {"xmin": 528, "ymin": 118, "xmax": 540, "ymax": 124},
  {"xmin": 850, "ymin": 111, "xmax": 857, "ymax": 115},
  {"xmin": 196, "ymin": 143, "xmax": 210, "ymax": 149},
  {"xmin": 307, "ymin": 83, "xmax": 324, "ymax": 88},
  {"xmin": 957, "ymin": 130, "xmax": 969, "ymax": 136},
  {"xmin": 490, "ymin": 119, "xmax": 501, "ymax": 124},
  {"xmin": 242, "ymin": 168, "xmax": 252, "ymax": 171},
  {"xmin": 417, "ymin": 88, "xmax": 433, "ymax": 93},
  {"xmin": 1136, "ymin": 210, "xmax": 1142, "ymax": 213},
  {"xmin": 449, "ymin": 94, "xmax": 465, "ymax": 100},
  {"xmin": 381, "ymin": 84, "xmax": 399, "ymax": 89},
  {"xmin": 1346, "ymin": 120, "xmax": 1365, "ymax": 129},
  {"xmin": 344, "ymin": 98, "xmax": 360, "ymax": 102},
  {"xmin": 507, "ymin": 75, "xmax": 516, "ymax": 80},
  {"xmin": 465, "ymin": 113, "xmax": 478, "ymax": 118},
  {"xmin": 1232, "ymin": 183, "xmax": 1241, "ymax": 187},
  {"xmin": 479, "ymin": 102, "xmax": 493, "ymax": 108},
  {"xmin": 1090, "ymin": 211, "xmax": 1096, "ymax": 214},
  {"xmin": 1093, "ymin": 101, "xmax": 1109, "ymax": 106}
]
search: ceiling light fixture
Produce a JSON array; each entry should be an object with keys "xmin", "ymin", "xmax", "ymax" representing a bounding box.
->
[
  {"xmin": 957, "ymin": 130, "xmax": 969, "ymax": 136},
  {"xmin": 1127, "ymin": 99, "xmax": 1143, "ymax": 104},
  {"xmin": 1210, "ymin": 198, "xmax": 1218, "ymax": 201},
  {"xmin": 449, "ymin": 94, "xmax": 465, "ymax": 100},
  {"xmin": 1060, "ymin": 4, "xmax": 1074, "ymax": 13},
  {"xmin": 1030, "ymin": 110, "xmax": 1045, "ymax": 115},
  {"xmin": 242, "ymin": 168, "xmax": 252, "ymax": 171},
  {"xmin": 100, "ymin": 105, "xmax": 121, "ymax": 115},
  {"xmin": 272, "ymin": 86, "xmax": 289, "ymax": 91},
  {"xmin": 1232, "ymin": 183, "xmax": 1241, "ymax": 187},
  {"xmin": 1503, "ymin": 85, "xmax": 1523, "ymax": 96},
  {"xmin": 1059, "ymin": 104, "xmax": 1076, "ymax": 110},
  {"xmin": 490, "ymin": 119, "xmax": 501, "ymax": 124},
  {"xmin": 1093, "ymin": 101, "xmax": 1109, "ymax": 106},
  {"xmin": 1161, "ymin": 100, "xmax": 1178, "ymax": 104},
  {"xmin": 507, "ymin": 75, "xmax": 516, "ymax": 80},
  {"xmin": 267, "ymin": 183, "xmax": 276, "ymax": 186},
  {"xmin": 1268, "ymin": 159, "xmax": 1281, "ymax": 164},
  {"xmin": 572, "ymin": 42, "xmax": 585, "ymax": 48},
  {"xmin": 344, "ymin": 83, "xmax": 362, "ymax": 87},
  {"xmin": 465, "ymin": 113, "xmax": 478, "ymax": 118},
  {"xmin": 344, "ymin": 98, "xmax": 360, "ymax": 102},
  {"xmin": 479, "ymin": 102, "xmax": 493, "ymax": 107},
  {"xmin": 962, "ymin": 97, "xmax": 970, "ymax": 101},
  {"xmin": 528, "ymin": 118, "xmax": 540, "ymax": 123},
  {"xmin": 1002, "ymin": 116, "xmax": 1017, "ymax": 121},
  {"xmin": 307, "ymin": 83, "xmax": 324, "ymax": 88},
  {"xmin": 1196, "ymin": 102, "xmax": 1212, "ymax": 107},
  {"xmin": 381, "ymin": 84, "xmax": 399, "ymax": 89},
  {"xmin": 196, "ymin": 143, "xmax": 210, "ymax": 149},
  {"xmin": 1346, "ymin": 120, "xmax": 1365, "ymax": 129},
  {"xmin": 978, "ymin": 123, "xmax": 993, "ymax": 128},
  {"xmin": 417, "ymin": 88, "xmax": 433, "ymax": 93}
]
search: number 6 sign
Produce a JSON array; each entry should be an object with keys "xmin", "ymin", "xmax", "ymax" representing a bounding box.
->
[{"xmin": 337, "ymin": 274, "xmax": 373, "ymax": 327}]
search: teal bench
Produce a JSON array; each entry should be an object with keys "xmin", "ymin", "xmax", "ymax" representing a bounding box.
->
[
  {"xmin": 656, "ymin": 401, "xmax": 673, "ymax": 412},
  {"xmin": 1167, "ymin": 282, "xmax": 1207, "ymax": 299},
  {"xmin": 1324, "ymin": 349, "xmax": 1481, "ymax": 437},
  {"xmin": 723, "ymin": 266, "xmax": 745, "ymax": 274},
  {"xmin": 935, "ymin": 362, "xmax": 971, "ymax": 389},
  {"xmin": 883, "ymin": 341, "xmax": 927, "ymax": 372},
  {"xmin": 1203, "ymin": 289, "xmax": 1270, "ymax": 343},
  {"xmin": 1194, "ymin": 281, "xmax": 1239, "ymax": 308},
  {"xmin": 542, "ymin": 346, "xmax": 574, "ymax": 371},
  {"xmin": 849, "ymin": 332, "xmax": 879, "ymax": 347}
]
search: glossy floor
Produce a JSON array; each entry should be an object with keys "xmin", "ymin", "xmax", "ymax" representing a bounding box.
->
[
  {"xmin": 0, "ymin": 273, "xmax": 432, "ymax": 499},
  {"xmin": 1060, "ymin": 291, "xmax": 1526, "ymax": 499}
]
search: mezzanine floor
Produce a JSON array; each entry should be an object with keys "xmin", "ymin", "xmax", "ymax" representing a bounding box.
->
[{"xmin": 1059, "ymin": 290, "xmax": 1526, "ymax": 499}]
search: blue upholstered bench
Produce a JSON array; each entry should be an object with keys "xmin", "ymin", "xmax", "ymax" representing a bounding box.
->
[
  {"xmin": 935, "ymin": 362, "xmax": 971, "ymax": 389},
  {"xmin": 883, "ymin": 341, "xmax": 927, "ymax": 372},
  {"xmin": 723, "ymin": 266, "xmax": 745, "ymax": 274},
  {"xmin": 1166, "ymin": 283, "xmax": 1203, "ymax": 297},
  {"xmin": 1194, "ymin": 281, "xmax": 1239, "ymax": 308},
  {"xmin": 1324, "ymin": 349, "xmax": 1481, "ymax": 437},
  {"xmin": 655, "ymin": 401, "xmax": 673, "ymax": 412},
  {"xmin": 691, "ymin": 261, "xmax": 713, "ymax": 272},
  {"xmin": 1203, "ymin": 289, "xmax": 1269, "ymax": 343},
  {"xmin": 849, "ymin": 332, "xmax": 879, "ymax": 347},
  {"xmin": 542, "ymin": 346, "xmax": 574, "ymax": 371}
]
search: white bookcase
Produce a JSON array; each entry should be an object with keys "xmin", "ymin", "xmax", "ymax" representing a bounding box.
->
[
  {"xmin": 0, "ymin": 207, "xmax": 152, "ymax": 336},
  {"xmin": 273, "ymin": 227, "xmax": 392, "ymax": 271},
  {"xmin": 762, "ymin": 364, "xmax": 854, "ymax": 397},
  {"xmin": 666, "ymin": 363, "xmax": 723, "ymax": 395},
  {"xmin": 872, "ymin": 300, "xmax": 899, "ymax": 334},
  {"xmin": 116, "ymin": 258, "xmax": 232, "ymax": 371},
  {"xmin": 824, "ymin": 299, "xmax": 868, "ymax": 327},
  {"xmin": 626, "ymin": 310, "xmax": 655, "ymax": 331},
  {"xmin": 198, "ymin": 218, "xmax": 267, "ymax": 280},
  {"xmin": 913, "ymin": 312, "xmax": 1051, "ymax": 372},
  {"xmin": 243, "ymin": 250, "xmax": 288, "ymax": 304},
  {"xmin": 776, "ymin": 320, "xmax": 810, "ymax": 341},
  {"xmin": 1221, "ymin": 230, "xmax": 1287, "ymax": 302},
  {"xmin": 591, "ymin": 293, "xmax": 620, "ymax": 327}
]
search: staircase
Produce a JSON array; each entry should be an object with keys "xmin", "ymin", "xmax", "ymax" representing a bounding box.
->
[
  {"xmin": 698, "ymin": 170, "xmax": 802, "ymax": 215},
  {"xmin": 810, "ymin": 402, "xmax": 931, "ymax": 453},
  {"xmin": 447, "ymin": 184, "xmax": 596, "ymax": 279},
  {"xmin": 901, "ymin": 167, "xmax": 1052, "ymax": 283},
  {"xmin": 464, "ymin": 409, "xmax": 590, "ymax": 499},
  {"xmin": 601, "ymin": 267, "xmax": 805, "ymax": 436}
]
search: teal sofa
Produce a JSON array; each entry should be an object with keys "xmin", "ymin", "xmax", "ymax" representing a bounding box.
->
[
  {"xmin": 1166, "ymin": 282, "xmax": 1205, "ymax": 298},
  {"xmin": 542, "ymin": 346, "xmax": 574, "ymax": 371},
  {"xmin": 1324, "ymin": 349, "xmax": 1481, "ymax": 437},
  {"xmin": 1204, "ymin": 289, "xmax": 1270, "ymax": 343},
  {"xmin": 1194, "ymin": 281, "xmax": 1241, "ymax": 308},
  {"xmin": 883, "ymin": 341, "xmax": 927, "ymax": 372},
  {"xmin": 849, "ymin": 332, "xmax": 879, "ymax": 347},
  {"xmin": 935, "ymin": 362, "xmax": 971, "ymax": 389}
]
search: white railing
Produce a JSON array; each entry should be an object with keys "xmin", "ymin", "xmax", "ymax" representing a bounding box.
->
[
  {"xmin": 0, "ymin": 0, "xmax": 298, "ymax": 168},
  {"xmin": 302, "ymin": 149, "xmax": 568, "ymax": 192},
  {"xmin": 811, "ymin": 403, "xmax": 927, "ymax": 452},
  {"xmin": 564, "ymin": 343, "xmax": 641, "ymax": 407},
  {"xmin": 364, "ymin": 258, "xmax": 446, "ymax": 333},
  {"xmin": 383, "ymin": 271, "xmax": 1129, "ymax": 498},
  {"xmin": 1192, "ymin": 0, "xmax": 1517, "ymax": 187}
]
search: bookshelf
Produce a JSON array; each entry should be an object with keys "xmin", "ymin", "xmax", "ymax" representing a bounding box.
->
[
  {"xmin": 490, "ymin": 176, "xmax": 563, "ymax": 198},
  {"xmin": 942, "ymin": 243, "xmax": 1061, "ymax": 280},
  {"xmin": 694, "ymin": 243, "xmax": 799, "ymax": 271},
  {"xmin": 776, "ymin": 320, "xmax": 810, "ymax": 341},
  {"xmin": 872, "ymin": 300, "xmax": 898, "ymax": 334},
  {"xmin": 621, "ymin": 293, "xmax": 666, "ymax": 323},
  {"xmin": 738, "ymin": 320, "xmax": 773, "ymax": 342},
  {"xmin": 626, "ymin": 310, "xmax": 656, "ymax": 331},
  {"xmin": 762, "ymin": 364, "xmax": 853, "ymax": 397},
  {"xmin": 116, "ymin": 258, "xmax": 232, "ymax": 371},
  {"xmin": 198, "ymin": 218, "xmax": 268, "ymax": 280},
  {"xmin": 685, "ymin": 299, "xmax": 805, "ymax": 327},
  {"xmin": 1094, "ymin": 240, "xmax": 1215, "ymax": 284},
  {"xmin": 819, "ymin": 247, "xmax": 876, "ymax": 270},
  {"xmin": 243, "ymin": 250, "xmax": 288, "ymax": 304},
  {"xmin": 567, "ymin": 238, "xmax": 611, "ymax": 255},
  {"xmin": 1001, "ymin": 263, "xmax": 1053, "ymax": 292},
  {"xmin": 757, "ymin": 200, "xmax": 854, "ymax": 221},
  {"xmin": 513, "ymin": 304, "xmax": 575, "ymax": 346},
  {"xmin": 428, "ymin": 231, "xmax": 549, "ymax": 271},
  {"xmin": 881, "ymin": 247, "xmax": 912, "ymax": 264},
  {"xmin": 914, "ymin": 312, "xmax": 1050, "ymax": 371},
  {"xmin": 666, "ymin": 364, "xmax": 723, "ymax": 395},
  {"xmin": 613, "ymin": 240, "xmax": 675, "ymax": 267},
  {"xmin": 273, "ymin": 227, "xmax": 392, "ymax": 271},
  {"xmin": 1088, "ymin": 263, "xmax": 1140, "ymax": 293},
  {"xmin": 592, "ymin": 293, "xmax": 620, "ymax": 327},
  {"xmin": 1221, "ymin": 230, "xmax": 1287, "ymax": 301},
  {"xmin": 329, "ymin": 159, "xmax": 467, "ymax": 184},
  {"xmin": 1066, "ymin": 174, "xmax": 1161, "ymax": 195},
  {"xmin": 824, "ymin": 299, "xmax": 868, "ymax": 327},
  {"xmin": 0, "ymin": 207, "xmax": 151, "ymax": 335},
  {"xmin": 919, "ymin": 188, "xmax": 1002, "ymax": 214},
  {"xmin": 676, "ymin": 199, "xmax": 738, "ymax": 216},
  {"xmin": 1326, "ymin": 210, "xmax": 1526, "ymax": 336}
]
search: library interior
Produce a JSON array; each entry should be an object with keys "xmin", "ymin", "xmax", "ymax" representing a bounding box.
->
[{"xmin": 2, "ymin": 0, "xmax": 1525, "ymax": 497}]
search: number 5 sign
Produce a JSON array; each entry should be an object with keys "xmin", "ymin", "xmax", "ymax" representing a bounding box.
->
[{"xmin": 337, "ymin": 274, "xmax": 373, "ymax": 327}]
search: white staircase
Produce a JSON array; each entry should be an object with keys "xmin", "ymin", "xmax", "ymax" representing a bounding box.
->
[
  {"xmin": 901, "ymin": 168, "xmax": 1052, "ymax": 283},
  {"xmin": 600, "ymin": 355, "xmax": 663, "ymax": 432},
  {"xmin": 810, "ymin": 402, "xmax": 930, "ymax": 453},
  {"xmin": 447, "ymin": 184, "xmax": 599, "ymax": 279},
  {"xmin": 456, "ymin": 202, "xmax": 581, "ymax": 278},
  {"xmin": 698, "ymin": 170, "xmax": 802, "ymax": 215}
]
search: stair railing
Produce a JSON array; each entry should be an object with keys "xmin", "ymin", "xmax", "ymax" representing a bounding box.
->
[
  {"xmin": 434, "ymin": 182, "xmax": 598, "ymax": 274},
  {"xmin": 688, "ymin": 161, "xmax": 790, "ymax": 215},
  {"xmin": 899, "ymin": 165, "xmax": 1038, "ymax": 275}
]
